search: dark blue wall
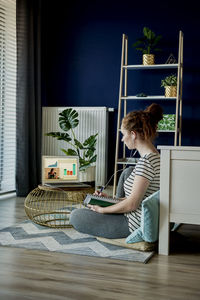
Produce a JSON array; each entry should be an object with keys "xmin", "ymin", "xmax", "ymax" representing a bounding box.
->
[{"xmin": 42, "ymin": 0, "xmax": 200, "ymax": 176}]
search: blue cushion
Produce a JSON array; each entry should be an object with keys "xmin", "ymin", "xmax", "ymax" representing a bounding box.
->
[{"xmin": 126, "ymin": 190, "xmax": 160, "ymax": 244}]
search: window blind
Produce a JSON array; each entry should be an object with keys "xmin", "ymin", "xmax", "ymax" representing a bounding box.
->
[{"xmin": 0, "ymin": 0, "xmax": 16, "ymax": 194}]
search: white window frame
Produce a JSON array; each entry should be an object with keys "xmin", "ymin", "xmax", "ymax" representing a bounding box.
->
[{"xmin": 0, "ymin": 0, "xmax": 16, "ymax": 194}]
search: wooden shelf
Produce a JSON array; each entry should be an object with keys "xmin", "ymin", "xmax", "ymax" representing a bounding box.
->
[
  {"xmin": 119, "ymin": 129, "xmax": 176, "ymax": 133},
  {"xmin": 121, "ymin": 96, "xmax": 176, "ymax": 100},
  {"xmin": 123, "ymin": 64, "xmax": 178, "ymax": 70},
  {"xmin": 158, "ymin": 130, "xmax": 176, "ymax": 133},
  {"xmin": 117, "ymin": 158, "xmax": 139, "ymax": 165},
  {"xmin": 113, "ymin": 32, "xmax": 183, "ymax": 197}
]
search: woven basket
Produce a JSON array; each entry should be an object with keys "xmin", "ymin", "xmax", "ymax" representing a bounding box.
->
[
  {"xmin": 143, "ymin": 54, "xmax": 155, "ymax": 65},
  {"xmin": 24, "ymin": 185, "xmax": 95, "ymax": 228},
  {"xmin": 165, "ymin": 86, "xmax": 177, "ymax": 97}
]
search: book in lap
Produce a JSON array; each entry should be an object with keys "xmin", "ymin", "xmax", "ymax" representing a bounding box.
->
[{"xmin": 84, "ymin": 194, "xmax": 120, "ymax": 207}]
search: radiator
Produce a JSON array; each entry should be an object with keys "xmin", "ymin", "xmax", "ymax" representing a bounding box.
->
[{"xmin": 42, "ymin": 107, "xmax": 113, "ymax": 186}]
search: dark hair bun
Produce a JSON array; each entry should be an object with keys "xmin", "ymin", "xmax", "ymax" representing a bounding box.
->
[{"xmin": 145, "ymin": 103, "xmax": 163, "ymax": 124}]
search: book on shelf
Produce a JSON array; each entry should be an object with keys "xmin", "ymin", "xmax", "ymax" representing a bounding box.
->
[{"xmin": 84, "ymin": 194, "xmax": 120, "ymax": 207}]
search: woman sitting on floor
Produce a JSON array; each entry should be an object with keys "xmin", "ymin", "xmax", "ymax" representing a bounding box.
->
[{"xmin": 70, "ymin": 103, "xmax": 163, "ymax": 239}]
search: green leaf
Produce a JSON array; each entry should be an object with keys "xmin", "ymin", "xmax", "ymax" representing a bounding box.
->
[
  {"xmin": 153, "ymin": 35, "xmax": 162, "ymax": 45},
  {"xmin": 135, "ymin": 47, "xmax": 145, "ymax": 52},
  {"xmin": 154, "ymin": 48, "xmax": 162, "ymax": 52},
  {"xmin": 79, "ymin": 157, "xmax": 85, "ymax": 164},
  {"xmin": 61, "ymin": 148, "xmax": 78, "ymax": 156},
  {"xmin": 85, "ymin": 148, "xmax": 95, "ymax": 158},
  {"xmin": 161, "ymin": 74, "xmax": 177, "ymax": 87},
  {"xmin": 74, "ymin": 138, "xmax": 84, "ymax": 149},
  {"xmin": 78, "ymin": 154, "xmax": 97, "ymax": 170},
  {"xmin": 45, "ymin": 132, "xmax": 72, "ymax": 142},
  {"xmin": 133, "ymin": 27, "xmax": 162, "ymax": 54},
  {"xmin": 58, "ymin": 108, "xmax": 79, "ymax": 131},
  {"xmin": 89, "ymin": 155, "xmax": 97, "ymax": 164},
  {"xmin": 132, "ymin": 40, "xmax": 142, "ymax": 47},
  {"xmin": 132, "ymin": 38, "xmax": 145, "ymax": 45},
  {"xmin": 79, "ymin": 157, "xmax": 91, "ymax": 170},
  {"xmin": 147, "ymin": 30, "xmax": 154, "ymax": 40},
  {"xmin": 79, "ymin": 162, "xmax": 91, "ymax": 171},
  {"xmin": 83, "ymin": 133, "xmax": 98, "ymax": 147},
  {"xmin": 143, "ymin": 27, "xmax": 149, "ymax": 37}
]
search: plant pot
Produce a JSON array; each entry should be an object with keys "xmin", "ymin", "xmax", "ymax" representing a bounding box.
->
[
  {"xmin": 143, "ymin": 54, "xmax": 155, "ymax": 65},
  {"xmin": 164, "ymin": 86, "xmax": 177, "ymax": 97},
  {"xmin": 79, "ymin": 166, "xmax": 96, "ymax": 182}
]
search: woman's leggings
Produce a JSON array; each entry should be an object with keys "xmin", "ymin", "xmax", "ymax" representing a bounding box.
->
[{"xmin": 70, "ymin": 208, "xmax": 130, "ymax": 238}]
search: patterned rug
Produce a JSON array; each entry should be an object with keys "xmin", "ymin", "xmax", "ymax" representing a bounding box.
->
[{"xmin": 0, "ymin": 220, "xmax": 154, "ymax": 263}]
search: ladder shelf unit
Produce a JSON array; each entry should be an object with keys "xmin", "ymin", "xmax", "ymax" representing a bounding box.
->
[{"xmin": 113, "ymin": 31, "xmax": 183, "ymax": 196}]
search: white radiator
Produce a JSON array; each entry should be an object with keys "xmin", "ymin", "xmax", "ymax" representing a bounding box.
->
[{"xmin": 42, "ymin": 106, "xmax": 113, "ymax": 186}]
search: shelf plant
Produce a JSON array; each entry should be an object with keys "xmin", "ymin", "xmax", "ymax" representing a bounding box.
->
[
  {"xmin": 161, "ymin": 74, "xmax": 177, "ymax": 97},
  {"xmin": 158, "ymin": 114, "xmax": 176, "ymax": 131},
  {"xmin": 132, "ymin": 27, "xmax": 162, "ymax": 65},
  {"xmin": 45, "ymin": 108, "xmax": 98, "ymax": 171}
]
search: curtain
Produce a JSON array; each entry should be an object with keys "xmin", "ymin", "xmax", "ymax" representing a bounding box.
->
[{"xmin": 16, "ymin": 0, "xmax": 42, "ymax": 196}]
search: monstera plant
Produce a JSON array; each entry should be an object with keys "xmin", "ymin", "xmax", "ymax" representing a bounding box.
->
[{"xmin": 46, "ymin": 108, "xmax": 98, "ymax": 171}]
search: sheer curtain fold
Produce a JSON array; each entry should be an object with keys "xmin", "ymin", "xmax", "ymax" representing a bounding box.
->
[{"xmin": 16, "ymin": 0, "xmax": 42, "ymax": 196}]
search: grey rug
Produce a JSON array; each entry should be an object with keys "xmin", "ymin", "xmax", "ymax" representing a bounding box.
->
[{"xmin": 0, "ymin": 220, "xmax": 154, "ymax": 263}]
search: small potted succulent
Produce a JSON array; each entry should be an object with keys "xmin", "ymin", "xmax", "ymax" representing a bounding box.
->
[
  {"xmin": 132, "ymin": 27, "xmax": 162, "ymax": 65},
  {"xmin": 161, "ymin": 74, "xmax": 177, "ymax": 97},
  {"xmin": 45, "ymin": 108, "xmax": 98, "ymax": 182}
]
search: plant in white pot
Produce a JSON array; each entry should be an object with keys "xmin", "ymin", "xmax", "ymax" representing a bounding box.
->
[
  {"xmin": 132, "ymin": 27, "xmax": 162, "ymax": 65},
  {"xmin": 161, "ymin": 74, "xmax": 177, "ymax": 97},
  {"xmin": 45, "ymin": 108, "xmax": 98, "ymax": 182}
]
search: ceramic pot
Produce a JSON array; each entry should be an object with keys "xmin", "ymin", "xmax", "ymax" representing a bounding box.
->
[
  {"xmin": 143, "ymin": 54, "xmax": 155, "ymax": 65},
  {"xmin": 165, "ymin": 86, "xmax": 177, "ymax": 97},
  {"xmin": 79, "ymin": 166, "xmax": 96, "ymax": 182}
]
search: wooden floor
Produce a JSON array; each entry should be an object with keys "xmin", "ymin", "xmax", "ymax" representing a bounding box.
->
[{"xmin": 0, "ymin": 195, "xmax": 200, "ymax": 300}]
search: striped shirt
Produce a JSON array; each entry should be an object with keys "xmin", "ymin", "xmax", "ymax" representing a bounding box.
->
[{"xmin": 124, "ymin": 153, "xmax": 160, "ymax": 232}]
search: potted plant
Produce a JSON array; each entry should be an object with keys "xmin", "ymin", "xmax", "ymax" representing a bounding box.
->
[
  {"xmin": 45, "ymin": 108, "xmax": 98, "ymax": 182},
  {"xmin": 132, "ymin": 27, "xmax": 162, "ymax": 65},
  {"xmin": 161, "ymin": 74, "xmax": 177, "ymax": 97}
]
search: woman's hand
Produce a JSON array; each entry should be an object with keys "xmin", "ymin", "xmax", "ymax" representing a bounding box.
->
[
  {"xmin": 87, "ymin": 204, "xmax": 104, "ymax": 213},
  {"xmin": 93, "ymin": 190, "xmax": 108, "ymax": 197}
]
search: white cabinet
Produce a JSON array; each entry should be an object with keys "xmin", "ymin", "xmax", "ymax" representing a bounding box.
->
[{"xmin": 158, "ymin": 146, "xmax": 200, "ymax": 255}]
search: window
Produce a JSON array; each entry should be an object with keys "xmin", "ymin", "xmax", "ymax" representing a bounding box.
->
[{"xmin": 0, "ymin": 0, "xmax": 16, "ymax": 194}]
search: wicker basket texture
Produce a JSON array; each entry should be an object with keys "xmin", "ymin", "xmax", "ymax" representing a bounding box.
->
[
  {"xmin": 24, "ymin": 186, "xmax": 95, "ymax": 228},
  {"xmin": 142, "ymin": 54, "xmax": 155, "ymax": 65}
]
